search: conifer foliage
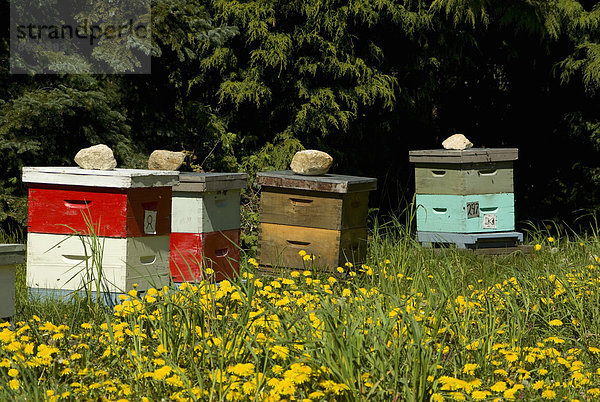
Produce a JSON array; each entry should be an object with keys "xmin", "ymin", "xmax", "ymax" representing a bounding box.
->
[{"xmin": 1, "ymin": 0, "xmax": 600, "ymax": 228}]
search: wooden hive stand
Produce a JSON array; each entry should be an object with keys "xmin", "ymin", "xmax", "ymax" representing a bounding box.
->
[
  {"xmin": 256, "ymin": 170, "xmax": 376, "ymax": 274},
  {"xmin": 170, "ymin": 172, "xmax": 248, "ymax": 282},
  {"xmin": 409, "ymin": 148, "xmax": 527, "ymax": 254},
  {"xmin": 22, "ymin": 166, "xmax": 179, "ymax": 301},
  {"xmin": 0, "ymin": 244, "xmax": 26, "ymax": 319}
]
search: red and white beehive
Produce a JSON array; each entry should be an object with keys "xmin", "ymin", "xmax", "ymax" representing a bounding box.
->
[
  {"xmin": 170, "ymin": 172, "xmax": 247, "ymax": 282},
  {"xmin": 22, "ymin": 167, "xmax": 179, "ymax": 294}
]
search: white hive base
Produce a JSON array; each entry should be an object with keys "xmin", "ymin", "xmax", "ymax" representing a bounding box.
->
[{"xmin": 27, "ymin": 233, "xmax": 169, "ymax": 293}]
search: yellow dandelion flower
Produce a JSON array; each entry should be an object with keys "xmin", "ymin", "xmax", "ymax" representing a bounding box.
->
[
  {"xmin": 431, "ymin": 393, "xmax": 444, "ymax": 402},
  {"xmin": 490, "ymin": 381, "xmax": 507, "ymax": 392},
  {"xmin": 472, "ymin": 390, "xmax": 490, "ymax": 400},
  {"xmin": 8, "ymin": 379, "xmax": 19, "ymax": 390},
  {"xmin": 228, "ymin": 363, "xmax": 255, "ymax": 377},
  {"xmin": 462, "ymin": 363, "xmax": 479, "ymax": 375},
  {"xmin": 271, "ymin": 345, "xmax": 289, "ymax": 360},
  {"xmin": 541, "ymin": 389, "xmax": 556, "ymax": 399},
  {"xmin": 534, "ymin": 244, "xmax": 542, "ymax": 251},
  {"xmin": 549, "ymin": 319, "xmax": 563, "ymax": 326},
  {"xmin": 533, "ymin": 380, "xmax": 545, "ymax": 390},
  {"xmin": 547, "ymin": 237, "xmax": 554, "ymax": 242},
  {"xmin": 588, "ymin": 388, "xmax": 600, "ymax": 397}
]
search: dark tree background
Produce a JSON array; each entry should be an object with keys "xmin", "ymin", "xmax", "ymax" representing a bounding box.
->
[{"xmin": 1, "ymin": 0, "xmax": 600, "ymax": 237}]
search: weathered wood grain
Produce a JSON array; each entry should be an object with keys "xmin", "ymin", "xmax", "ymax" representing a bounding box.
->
[
  {"xmin": 174, "ymin": 172, "xmax": 248, "ymax": 192},
  {"xmin": 257, "ymin": 170, "xmax": 377, "ymax": 193},
  {"xmin": 22, "ymin": 166, "xmax": 179, "ymax": 188},
  {"xmin": 409, "ymin": 148, "xmax": 518, "ymax": 164},
  {"xmin": 259, "ymin": 188, "xmax": 369, "ymax": 230},
  {"xmin": 0, "ymin": 265, "xmax": 16, "ymax": 317},
  {"xmin": 0, "ymin": 244, "xmax": 26, "ymax": 265},
  {"xmin": 257, "ymin": 223, "xmax": 367, "ymax": 270},
  {"xmin": 417, "ymin": 231, "xmax": 523, "ymax": 247},
  {"xmin": 414, "ymin": 161, "xmax": 514, "ymax": 194}
]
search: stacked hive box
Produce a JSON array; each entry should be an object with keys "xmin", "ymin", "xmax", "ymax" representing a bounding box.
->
[
  {"xmin": 23, "ymin": 167, "xmax": 178, "ymax": 297},
  {"xmin": 170, "ymin": 172, "xmax": 248, "ymax": 282},
  {"xmin": 256, "ymin": 170, "xmax": 377, "ymax": 272},
  {"xmin": 409, "ymin": 148, "xmax": 523, "ymax": 250},
  {"xmin": 0, "ymin": 244, "xmax": 26, "ymax": 318}
]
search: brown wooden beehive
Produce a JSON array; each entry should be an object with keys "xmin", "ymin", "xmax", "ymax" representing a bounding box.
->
[{"xmin": 256, "ymin": 170, "xmax": 376, "ymax": 273}]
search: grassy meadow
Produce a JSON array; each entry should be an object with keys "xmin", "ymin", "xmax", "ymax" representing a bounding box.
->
[{"xmin": 3, "ymin": 220, "xmax": 600, "ymax": 401}]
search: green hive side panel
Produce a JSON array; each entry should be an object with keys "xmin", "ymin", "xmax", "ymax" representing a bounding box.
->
[
  {"xmin": 414, "ymin": 162, "xmax": 514, "ymax": 194},
  {"xmin": 416, "ymin": 193, "xmax": 515, "ymax": 233}
]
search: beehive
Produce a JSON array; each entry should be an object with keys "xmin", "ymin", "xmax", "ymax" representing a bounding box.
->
[
  {"xmin": 23, "ymin": 167, "xmax": 178, "ymax": 294},
  {"xmin": 170, "ymin": 172, "xmax": 247, "ymax": 282},
  {"xmin": 409, "ymin": 148, "xmax": 521, "ymax": 250},
  {"xmin": 0, "ymin": 244, "xmax": 26, "ymax": 318},
  {"xmin": 257, "ymin": 170, "xmax": 376, "ymax": 272}
]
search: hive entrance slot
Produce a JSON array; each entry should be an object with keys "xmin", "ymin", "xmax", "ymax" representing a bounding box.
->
[
  {"xmin": 433, "ymin": 208, "xmax": 447, "ymax": 214},
  {"xmin": 480, "ymin": 207, "xmax": 498, "ymax": 213},
  {"xmin": 290, "ymin": 198, "xmax": 313, "ymax": 205},
  {"xmin": 287, "ymin": 240, "xmax": 311, "ymax": 247},
  {"xmin": 431, "ymin": 170, "xmax": 446, "ymax": 177},
  {"xmin": 64, "ymin": 200, "xmax": 91, "ymax": 209},
  {"xmin": 215, "ymin": 248, "xmax": 229, "ymax": 257},
  {"xmin": 140, "ymin": 255, "xmax": 156, "ymax": 264},
  {"xmin": 62, "ymin": 254, "xmax": 90, "ymax": 263}
]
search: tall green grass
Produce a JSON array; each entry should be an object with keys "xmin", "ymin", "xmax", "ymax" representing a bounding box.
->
[{"xmin": 8, "ymin": 214, "xmax": 600, "ymax": 400}]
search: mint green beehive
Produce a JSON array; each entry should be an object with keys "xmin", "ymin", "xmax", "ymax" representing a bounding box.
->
[
  {"xmin": 410, "ymin": 148, "xmax": 518, "ymax": 235},
  {"xmin": 416, "ymin": 193, "xmax": 515, "ymax": 233}
]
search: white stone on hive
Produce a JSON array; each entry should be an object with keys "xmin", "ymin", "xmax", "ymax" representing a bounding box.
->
[
  {"xmin": 74, "ymin": 144, "xmax": 117, "ymax": 170},
  {"xmin": 290, "ymin": 150, "xmax": 333, "ymax": 176},
  {"xmin": 442, "ymin": 134, "xmax": 473, "ymax": 150},
  {"xmin": 148, "ymin": 150, "xmax": 186, "ymax": 171}
]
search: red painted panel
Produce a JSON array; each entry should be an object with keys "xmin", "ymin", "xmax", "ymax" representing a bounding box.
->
[
  {"xmin": 126, "ymin": 187, "xmax": 172, "ymax": 237},
  {"xmin": 203, "ymin": 229, "xmax": 240, "ymax": 282},
  {"xmin": 27, "ymin": 184, "xmax": 172, "ymax": 237},
  {"xmin": 170, "ymin": 229, "xmax": 240, "ymax": 282},
  {"xmin": 28, "ymin": 185, "xmax": 128, "ymax": 237},
  {"xmin": 170, "ymin": 233, "xmax": 202, "ymax": 282}
]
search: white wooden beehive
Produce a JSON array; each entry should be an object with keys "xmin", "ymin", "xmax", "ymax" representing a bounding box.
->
[{"xmin": 171, "ymin": 172, "xmax": 248, "ymax": 233}]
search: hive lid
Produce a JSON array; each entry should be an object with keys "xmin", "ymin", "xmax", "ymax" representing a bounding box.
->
[
  {"xmin": 22, "ymin": 167, "xmax": 179, "ymax": 188},
  {"xmin": 409, "ymin": 148, "xmax": 518, "ymax": 164},
  {"xmin": 174, "ymin": 172, "xmax": 248, "ymax": 192},
  {"xmin": 256, "ymin": 170, "xmax": 377, "ymax": 193},
  {"xmin": 0, "ymin": 244, "xmax": 26, "ymax": 265}
]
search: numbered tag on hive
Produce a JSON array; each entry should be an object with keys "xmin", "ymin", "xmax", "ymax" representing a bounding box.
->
[
  {"xmin": 144, "ymin": 210, "xmax": 158, "ymax": 234},
  {"xmin": 482, "ymin": 214, "xmax": 497, "ymax": 229},
  {"xmin": 466, "ymin": 201, "xmax": 480, "ymax": 219}
]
